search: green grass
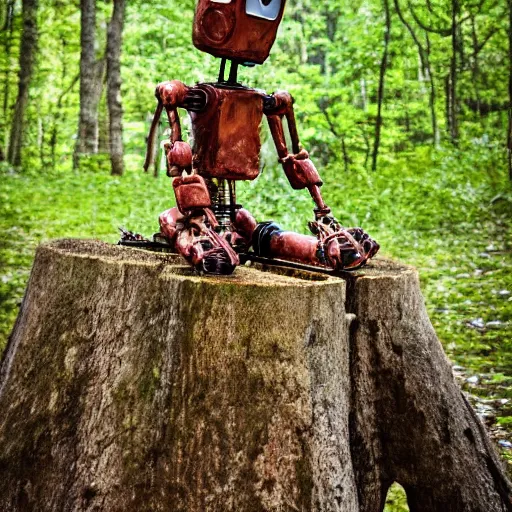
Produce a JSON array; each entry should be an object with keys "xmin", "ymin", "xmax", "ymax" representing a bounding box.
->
[
  {"xmin": 1, "ymin": 145, "xmax": 511, "ymax": 510},
  {"xmin": 384, "ymin": 484, "xmax": 410, "ymax": 512}
]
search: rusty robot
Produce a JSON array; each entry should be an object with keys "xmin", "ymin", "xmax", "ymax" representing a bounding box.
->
[{"xmin": 127, "ymin": 0, "xmax": 380, "ymax": 275}]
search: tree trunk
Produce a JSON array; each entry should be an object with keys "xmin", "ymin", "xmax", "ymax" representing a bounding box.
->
[
  {"xmin": 426, "ymin": 34, "xmax": 440, "ymax": 147},
  {"xmin": 448, "ymin": 0, "xmax": 460, "ymax": 143},
  {"xmin": 106, "ymin": 0, "xmax": 125, "ymax": 176},
  {"xmin": 360, "ymin": 78, "xmax": 367, "ymax": 111},
  {"xmin": 50, "ymin": 69, "xmax": 79, "ymax": 168},
  {"xmin": 470, "ymin": 15, "xmax": 482, "ymax": 119},
  {"xmin": 7, "ymin": 0, "xmax": 38, "ymax": 166},
  {"xmin": 393, "ymin": 0, "xmax": 439, "ymax": 148},
  {"xmin": 0, "ymin": 239, "xmax": 511, "ymax": 511},
  {"xmin": 1, "ymin": 0, "xmax": 15, "ymax": 157},
  {"xmin": 371, "ymin": 0, "xmax": 391, "ymax": 172},
  {"xmin": 98, "ymin": 85, "xmax": 110, "ymax": 153},
  {"xmin": 74, "ymin": 0, "xmax": 105, "ymax": 168},
  {"xmin": 508, "ymin": 0, "xmax": 512, "ymax": 181},
  {"xmin": 320, "ymin": 106, "xmax": 351, "ymax": 172},
  {"xmin": 361, "ymin": 123, "xmax": 371, "ymax": 170}
]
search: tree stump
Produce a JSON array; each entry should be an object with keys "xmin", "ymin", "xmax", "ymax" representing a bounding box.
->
[{"xmin": 0, "ymin": 239, "xmax": 510, "ymax": 511}]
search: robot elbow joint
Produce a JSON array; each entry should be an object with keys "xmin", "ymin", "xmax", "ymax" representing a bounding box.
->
[
  {"xmin": 155, "ymin": 80, "xmax": 188, "ymax": 107},
  {"xmin": 265, "ymin": 90, "xmax": 294, "ymax": 115}
]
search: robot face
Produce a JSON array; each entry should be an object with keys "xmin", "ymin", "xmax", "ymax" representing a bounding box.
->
[
  {"xmin": 245, "ymin": 0, "xmax": 283, "ymax": 21},
  {"xmin": 193, "ymin": 0, "xmax": 286, "ymax": 65}
]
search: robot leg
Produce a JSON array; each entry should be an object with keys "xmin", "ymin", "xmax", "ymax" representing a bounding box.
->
[
  {"xmin": 231, "ymin": 209, "xmax": 379, "ymax": 271},
  {"xmin": 158, "ymin": 175, "xmax": 240, "ymax": 275},
  {"xmin": 252, "ymin": 222, "xmax": 379, "ymax": 270}
]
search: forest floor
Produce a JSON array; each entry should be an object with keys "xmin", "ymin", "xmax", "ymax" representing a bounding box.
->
[{"xmin": 1, "ymin": 145, "xmax": 511, "ymax": 509}]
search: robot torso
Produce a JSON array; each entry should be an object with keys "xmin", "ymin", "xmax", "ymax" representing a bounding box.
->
[{"xmin": 188, "ymin": 84, "xmax": 266, "ymax": 181}]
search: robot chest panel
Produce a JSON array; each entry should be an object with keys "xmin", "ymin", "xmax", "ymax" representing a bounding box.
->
[{"xmin": 190, "ymin": 85, "xmax": 264, "ymax": 181}]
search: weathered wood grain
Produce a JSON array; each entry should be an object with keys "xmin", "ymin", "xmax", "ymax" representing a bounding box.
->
[{"xmin": 0, "ymin": 239, "xmax": 510, "ymax": 511}]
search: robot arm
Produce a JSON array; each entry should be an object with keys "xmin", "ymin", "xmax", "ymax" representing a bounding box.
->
[
  {"xmin": 263, "ymin": 91, "xmax": 331, "ymax": 216},
  {"xmin": 146, "ymin": 81, "xmax": 239, "ymax": 274},
  {"xmin": 262, "ymin": 91, "xmax": 380, "ymax": 268},
  {"xmin": 143, "ymin": 80, "xmax": 193, "ymax": 177}
]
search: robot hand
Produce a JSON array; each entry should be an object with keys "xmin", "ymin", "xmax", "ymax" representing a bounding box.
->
[
  {"xmin": 309, "ymin": 215, "xmax": 380, "ymax": 270},
  {"xmin": 280, "ymin": 149, "xmax": 322, "ymax": 190},
  {"xmin": 164, "ymin": 141, "xmax": 192, "ymax": 177}
]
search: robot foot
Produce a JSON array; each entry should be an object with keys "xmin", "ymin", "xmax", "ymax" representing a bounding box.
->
[
  {"xmin": 323, "ymin": 227, "xmax": 380, "ymax": 270},
  {"xmin": 194, "ymin": 242, "xmax": 238, "ymax": 275},
  {"xmin": 308, "ymin": 215, "xmax": 379, "ymax": 270},
  {"xmin": 159, "ymin": 207, "xmax": 240, "ymax": 275}
]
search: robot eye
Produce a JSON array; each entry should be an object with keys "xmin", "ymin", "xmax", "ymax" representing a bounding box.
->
[{"xmin": 245, "ymin": 0, "xmax": 282, "ymax": 21}]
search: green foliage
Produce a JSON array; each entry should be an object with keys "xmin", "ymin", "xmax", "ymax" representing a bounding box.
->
[
  {"xmin": 384, "ymin": 484, "xmax": 410, "ymax": 512},
  {"xmin": 2, "ymin": 0, "xmax": 512, "ymax": 169}
]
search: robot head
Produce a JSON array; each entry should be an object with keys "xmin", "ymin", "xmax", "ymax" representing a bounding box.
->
[{"xmin": 193, "ymin": 0, "xmax": 286, "ymax": 65}]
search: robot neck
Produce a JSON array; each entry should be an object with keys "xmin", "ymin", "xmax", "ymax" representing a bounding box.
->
[{"xmin": 217, "ymin": 58, "xmax": 240, "ymax": 86}]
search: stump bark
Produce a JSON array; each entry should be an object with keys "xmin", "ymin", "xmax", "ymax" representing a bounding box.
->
[{"xmin": 0, "ymin": 239, "xmax": 510, "ymax": 512}]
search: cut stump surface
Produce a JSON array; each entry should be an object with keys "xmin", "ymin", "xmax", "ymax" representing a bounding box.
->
[{"xmin": 0, "ymin": 239, "xmax": 510, "ymax": 512}]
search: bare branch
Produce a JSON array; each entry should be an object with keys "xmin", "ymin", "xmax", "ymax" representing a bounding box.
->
[{"xmin": 407, "ymin": 0, "xmax": 451, "ymax": 36}]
